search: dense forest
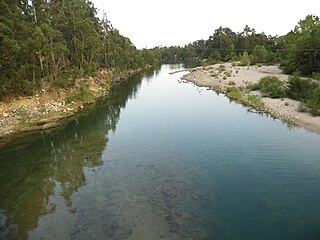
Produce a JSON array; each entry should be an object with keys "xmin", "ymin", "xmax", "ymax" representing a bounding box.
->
[
  {"xmin": 0, "ymin": 0, "xmax": 161, "ymax": 99},
  {"xmin": 161, "ymin": 15, "xmax": 320, "ymax": 77},
  {"xmin": 1, "ymin": 0, "xmax": 319, "ymax": 104}
]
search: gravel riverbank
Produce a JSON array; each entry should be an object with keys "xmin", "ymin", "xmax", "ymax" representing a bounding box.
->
[{"xmin": 182, "ymin": 63, "xmax": 320, "ymax": 134}]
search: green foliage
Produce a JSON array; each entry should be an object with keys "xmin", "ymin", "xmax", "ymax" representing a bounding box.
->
[
  {"xmin": 0, "ymin": 0, "xmax": 161, "ymax": 100},
  {"xmin": 247, "ymin": 94, "xmax": 265, "ymax": 109},
  {"xmin": 160, "ymin": 24, "xmax": 285, "ymax": 64},
  {"xmin": 284, "ymin": 15, "xmax": 320, "ymax": 75},
  {"xmin": 312, "ymin": 72, "xmax": 320, "ymax": 80},
  {"xmin": 226, "ymin": 87, "xmax": 242, "ymax": 100},
  {"xmin": 247, "ymin": 83, "xmax": 260, "ymax": 91},
  {"xmin": 258, "ymin": 76, "xmax": 286, "ymax": 98},
  {"xmin": 306, "ymin": 87, "xmax": 320, "ymax": 116},
  {"xmin": 286, "ymin": 72, "xmax": 317, "ymax": 101},
  {"xmin": 250, "ymin": 45, "xmax": 274, "ymax": 64},
  {"xmin": 226, "ymin": 87, "xmax": 265, "ymax": 110},
  {"xmin": 239, "ymin": 52, "xmax": 250, "ymax": 66}
]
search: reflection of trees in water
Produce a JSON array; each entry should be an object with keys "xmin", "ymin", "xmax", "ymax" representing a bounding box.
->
[
  {"xmin": 0, "ymin": 71, "xmax": 145, "ymax": 239},
  {"xmin": 163, "ymin": 60, "xmax": 200, "ymax": 70}
]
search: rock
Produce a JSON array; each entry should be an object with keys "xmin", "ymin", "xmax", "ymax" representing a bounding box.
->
[
  {"xmin": 105, "ymin": 222, "xmax": 119, "ymax": 237},
  {"xmin": 169, "ymin": 222, "xmax": 180, "ymax": 233},
  {"xmin": 2, "ymin": 113, "xmax": 9, "ymax": 118},
  {"xmin": 181, "ymin": 211, "xmax": 191, "ymax": 221},
  {"xmin": 165, "ymin": 214, "xmax": 173, "ymax": 222}
]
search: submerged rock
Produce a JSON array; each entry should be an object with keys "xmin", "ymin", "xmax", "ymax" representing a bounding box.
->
[
  {"xmin": 181, "ymin": 211, "xmax": 191, "ymax": 221},
  {"xmin": 105, "ymin": 222, "xmax": 119, "ymax": 237}
]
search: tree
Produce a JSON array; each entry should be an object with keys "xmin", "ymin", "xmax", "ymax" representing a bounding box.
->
[{"xmin": 284, "ymin": 15, "xmax": 320, "ymax": 75}]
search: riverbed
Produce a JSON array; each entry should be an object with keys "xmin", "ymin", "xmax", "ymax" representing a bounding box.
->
[{"xmin": 1, "ymin": 64, "xmax": 320, "ymax": 239}]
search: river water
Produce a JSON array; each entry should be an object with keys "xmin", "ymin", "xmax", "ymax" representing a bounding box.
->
[{"xmin": 1, "ymin": 64, "xmax": 320, "ymax": 240}]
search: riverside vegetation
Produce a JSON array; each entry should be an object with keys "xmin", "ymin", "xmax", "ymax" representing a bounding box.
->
[
  {"xmin": 0, "ymin": 0, "xmax": 161, "ymax": 99},
  {"xmin": 0, "ymin": 1, "xmax": 319, "ymax": 137},
  {"xmin": 0, "ymin": 0, "xmax": 161, "ymax": 139},
  {"xmin": 162, "ymin": 15, "xmax": 320, "ymax": 118}
]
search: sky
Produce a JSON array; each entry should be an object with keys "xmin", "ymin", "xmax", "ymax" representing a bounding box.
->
[{"xmin": 92, "ymin": 0, "xmax": 319, "ymax": 49}]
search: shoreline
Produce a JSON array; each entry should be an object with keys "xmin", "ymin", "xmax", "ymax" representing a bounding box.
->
[
  {"xmin": 181, "ymin": 63, "xmax": 320, "ymax": 134},
  {"xmin": 0, "ymin": 68, "xmax": 139, "ymax": 147}
]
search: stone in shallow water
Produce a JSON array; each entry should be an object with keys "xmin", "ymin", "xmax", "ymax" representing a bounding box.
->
[
  {"xmin": 165, "ymin": 214, "xmax": 173, "ymax": 222},
  {"xmin": 181, "ymin": 211, "xmax": 191, "ymax": 221},
  {"xmin": 169, "ymin": 222, "xmax": 180, "ymax": 233},
  {"xmin": 105, "ymin": 222, "xmax": 119, "ymax": 237}
]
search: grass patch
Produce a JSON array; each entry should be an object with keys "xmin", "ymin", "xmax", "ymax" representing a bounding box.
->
[
  {"xmin": 247, "ymin": 94, "xmax": 265, "ymax": 109},
  {"xmin": 226, "ymin": 87, "xmax": 265, "ymax": 110},
  {"xmin": 16, "ymin": 109, "xmax": 28, "ymax": 119},
  {"xmin": 226, "ymin": 87, "xmax": 242, "ymax": 100}
]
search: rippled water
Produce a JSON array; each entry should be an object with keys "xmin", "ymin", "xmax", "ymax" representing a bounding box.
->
[{"xmin": 1, "ymin": 64, "xmax": 320, "ymax": 240}]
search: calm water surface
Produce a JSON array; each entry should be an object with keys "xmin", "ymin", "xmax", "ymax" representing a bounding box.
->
[{"xmin": 1, "ymin": 64, "xmax": 320, "ymax": 240}]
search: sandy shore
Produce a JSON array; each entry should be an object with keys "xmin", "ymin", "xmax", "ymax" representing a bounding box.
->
[{"xmin": 182, "ymin": 63, "xmax": 320, "ymax": 134}]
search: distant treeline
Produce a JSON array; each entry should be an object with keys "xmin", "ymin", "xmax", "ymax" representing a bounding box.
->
[
  {"xmin": 160, "ymin": 15, "xmax": 320, "ymax": 77},
  {"xmin": 0, "ymin": 0, "xmax": 161, "ymax": 99}
]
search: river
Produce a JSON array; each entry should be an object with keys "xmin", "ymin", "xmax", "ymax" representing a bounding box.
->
[{"xmin": 1, "ymin": 64, "xmax": 320, "ymax": 240}]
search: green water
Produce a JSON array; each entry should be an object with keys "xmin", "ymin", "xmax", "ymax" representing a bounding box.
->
[{"xmin": 1, "ymin": 64, "xmax": 320, "ymax": 240}]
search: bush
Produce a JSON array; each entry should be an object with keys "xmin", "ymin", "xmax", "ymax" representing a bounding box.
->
[
  {"xmin": 306, "ymin": 87, "xmax": 320, "ymax": 116},
  {"xmin": 258, "ymin": 76, "xmax": 286, "ymax": 98},
  {"xmin": 286, "ymin": 72, "xmax": 317, "ymax": 101},
  {"xmin": 239, "ymin": 52, "xmax": 250, "ymax": 66},
  {"xmin": 312, "ymin": 72, "xmax": 320, "ymax": 81},
  {"xmin": 247, "ymin": 83, "xmax": 260, "ymax": 91}
]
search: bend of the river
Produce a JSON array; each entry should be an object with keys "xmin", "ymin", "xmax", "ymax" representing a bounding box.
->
[{"xmin": 1, "ymin": 64, "xmax": 320, "ymax": 240}]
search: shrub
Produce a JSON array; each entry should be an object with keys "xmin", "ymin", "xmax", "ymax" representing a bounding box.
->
[
  {"xmin": 247, "ymin": 83, "xmax": 260, "ymax": 91},
  {"xmin": 298, "ymin": 103, "xmax": 308, "ymax": 112},
  {"xmin": 239, "ymin": 52, "xmax": 250, "ymax": 66},
  {"xmin": 306, "ymin": 87, "xmax": 320, "ymax": 116},
  {"xmin": 228, "ymin": 80, "xmax": 236, "ymax": 85},
  {"xmin": 225, "ymin": 71, "xmax": 231, "ymax": 77},
  {"xmin": 312, "ymin": 72, "xmax": 320, "ymax": 81},
  {"xmin": 258, "ymin": 76, "xmax": 286, "ymax": 98},
  {"xmin": 201, "ymin": 59, "xmax": 208, "ymax": 66},
  {"xmin": 286, "ymin": 72, "xmax": 317, "ymax": 101}
]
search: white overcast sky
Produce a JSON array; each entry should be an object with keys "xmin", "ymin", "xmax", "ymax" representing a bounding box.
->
[{"xmin": 92, "ymin": 0, "xmax": 319, "ymax": 49}]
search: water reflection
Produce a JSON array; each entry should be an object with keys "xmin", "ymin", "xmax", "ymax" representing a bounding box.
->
[
  {"xmin": 0, "ymin": 72, "xmax": 144, "ymax": 239},
  {"xmin": 1, "ymin": 63, "xmax": 320, "ymax": 240}
]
